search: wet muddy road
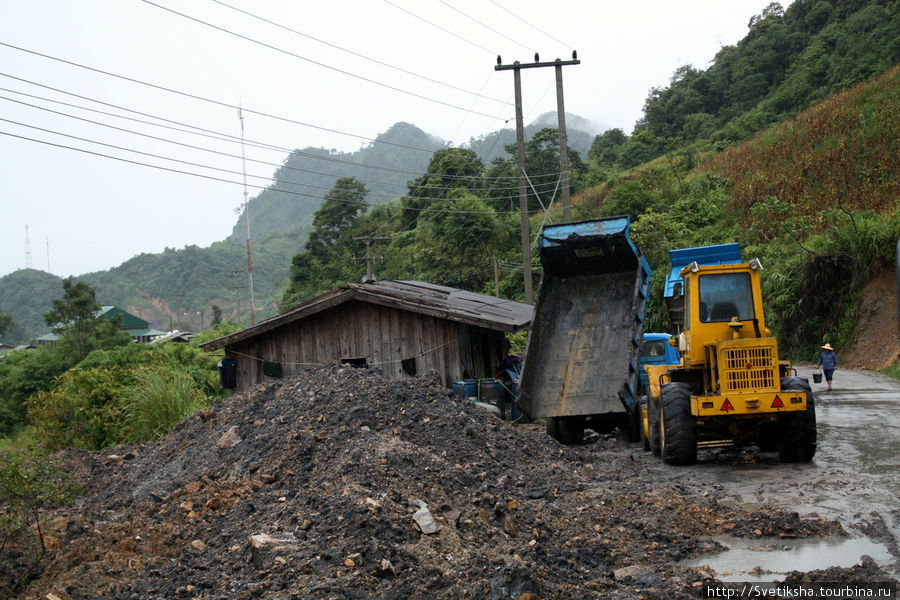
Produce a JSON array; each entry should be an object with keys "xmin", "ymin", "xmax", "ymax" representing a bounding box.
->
[{"xmin": 638, "ymin": 365, "xmax": 900, "ymax": 580}]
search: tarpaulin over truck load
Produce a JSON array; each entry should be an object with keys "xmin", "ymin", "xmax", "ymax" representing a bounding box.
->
[{"xmin": 518, "ymin": 216, "xmax": 651, "ymax": 420}]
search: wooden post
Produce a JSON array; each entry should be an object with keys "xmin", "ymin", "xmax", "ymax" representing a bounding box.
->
[{"xmin": 495, "ymin": 55, "xmax": 580, "ymax": 304}]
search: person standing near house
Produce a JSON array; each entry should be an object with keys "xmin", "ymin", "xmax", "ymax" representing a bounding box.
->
[{"xmin": 817, "ymin": 343, "xmax": 837, "ymax": 391}]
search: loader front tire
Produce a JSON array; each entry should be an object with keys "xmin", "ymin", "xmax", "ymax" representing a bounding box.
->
[
  {"xmin": 546, "ymin": 415, "xmax": 586, "ymax": 445},
  {"xmin": 778, "ymin": 376, "xmax": 817, "ymax": 463},
  {"xmin": 659, "ymin": 382, "xmax": 697, "ymax": 466}
]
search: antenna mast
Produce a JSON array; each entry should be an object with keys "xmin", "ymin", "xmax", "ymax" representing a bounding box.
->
[
  {"xmin": 25, "ymin": 225, "xmax": 33, "ymax": 269},
  {"xmin": 239, "ymin": 107, "xmax": 256, "ymax": 325}
]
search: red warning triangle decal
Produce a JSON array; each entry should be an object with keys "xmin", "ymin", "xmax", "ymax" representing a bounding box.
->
[
  {"xmin": 721, "ymin": 398, "xmax": 735, "ymax": 411},
  {"xmin": 771, "ymin": 395, "xmax": 785, "ymax": 408}
]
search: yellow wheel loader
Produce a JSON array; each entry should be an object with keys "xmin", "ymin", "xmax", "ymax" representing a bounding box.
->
[{"xmin": 643, "ymin": 244, "xmax": 816, "ymax": 465}]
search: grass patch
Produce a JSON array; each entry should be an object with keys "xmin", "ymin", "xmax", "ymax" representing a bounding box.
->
[
  {"xmin": 125, "ymin": 368, "xmax": 208, "ymax": 442},
  {"xmin": 881, "ymin": 364, "xmax": 900, "ymax": 381}
]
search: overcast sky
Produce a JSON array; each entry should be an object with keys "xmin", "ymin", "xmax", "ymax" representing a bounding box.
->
[{"xmin": 0, "ymin": 0, "xmax": 780, "ymax": 279}]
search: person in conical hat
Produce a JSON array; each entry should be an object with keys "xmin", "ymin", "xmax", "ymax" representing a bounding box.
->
[{"xmin": 817, "ymin": 343, "xmax": 837, "ymax": 391}]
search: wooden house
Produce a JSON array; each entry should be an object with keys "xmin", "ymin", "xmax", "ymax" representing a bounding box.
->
[{"xmin": 200, "ymin": 280, "xmax": 533, "ymax": 391}]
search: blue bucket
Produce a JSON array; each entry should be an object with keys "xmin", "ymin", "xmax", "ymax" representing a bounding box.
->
[{"xmin": 453, "ymin": 380, "xmax": 478, "ymax": 399}]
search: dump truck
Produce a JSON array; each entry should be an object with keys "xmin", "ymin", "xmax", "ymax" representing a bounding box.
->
[
  {"xmin": 637, "ymin": 333, "xmax": 681, "ymax": 451},
  {"xmin": 517, "ymin": 216, "xmax": 652, "ymax": 444},
  {"xmin": 642, "ymin": 243, "xmax": 817, "ymax": 465}
]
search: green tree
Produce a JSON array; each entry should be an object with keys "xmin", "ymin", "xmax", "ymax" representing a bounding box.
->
[
  {"xmin": 0, "ymin": 281, "xmax": 130, "ymax": 436},
  {"xmin": 44, "ymin": 278, "xmax": 127, "ymax": 358},
  {"xmin": 491, "ymin": 128, "xmax": 588, "ymax": 212},
  {"xmin": 44, "ymin": 279, "xmax": 98, "ymax": 332},
  {"xmin": 0, "ymin": 314, "xmax": 12, "ymax": 336},
  {"xmin": 281, "ymin": 178, "xmax": 371, "ymax": 308},
  {"xmin": 412, "ymin": 196, "xmax": 506, "ymax": 290},
  {"xmin": 402, "ymin": 148, "xmax": 485, "ymax": 227},
  {"xmin": 306, "ymin": 177, "xmax": 369, "ymax": 258},
  {"xmin": 588, "ymin": 128, "xmax": 628, "ymax": 169},
  {"xmin": 210, "ymin": 304, "xmax": 223, "ymax": 327}
]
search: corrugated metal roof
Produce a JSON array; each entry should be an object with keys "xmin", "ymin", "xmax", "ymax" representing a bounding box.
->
[{"xmin": 200, "ymin": 280, "xmax": 534, "ymax": 351}]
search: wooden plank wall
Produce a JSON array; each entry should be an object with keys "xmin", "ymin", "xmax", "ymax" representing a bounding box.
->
[{"xmin": 225, "ymin": 300, "xmax": 509, "ymax": 391}]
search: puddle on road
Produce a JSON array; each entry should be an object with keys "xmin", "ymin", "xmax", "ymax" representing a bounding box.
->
[{"xmin": 682, "ymin": 536, "xmax": 893, "ymax": 582}]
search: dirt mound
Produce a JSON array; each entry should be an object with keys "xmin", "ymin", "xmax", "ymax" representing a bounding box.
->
[
  {"xmin": 840, "ymin": 268, "xmax": 900, "ymax": 370},
  {"xmin": 17, "ymin": 365, "xmax": 882, "ymax": 599}
]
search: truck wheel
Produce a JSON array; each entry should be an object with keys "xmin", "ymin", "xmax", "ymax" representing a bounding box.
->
[
  {"xmin": 778, "ymin": 376, "xmax": 817, "ymax": 462},
  {"xmin": 639, "ymin": 396, "xmax": 650, "ymax": 451},
  {"xmin": 648, "ymin": 394, "xmax": 661, "ymax": 456},
  {"xmin": 546, "ymin": 416, "xmax": 586, "ymax": 445},
  {"xmin": 659, "ymin": 382, "xmax": 697, "ymax": 466}
]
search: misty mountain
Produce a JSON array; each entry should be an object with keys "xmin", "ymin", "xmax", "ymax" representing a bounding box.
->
[
  {"xmin": 1, "ymin": 117, "xmax": 599, "ymax": 343},
  {"xmin": 227, "ymin": 119, "xmax": 597, "ymax": 247}
]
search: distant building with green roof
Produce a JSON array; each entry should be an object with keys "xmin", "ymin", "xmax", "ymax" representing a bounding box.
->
[{"xmin": 37, "ymin": 306, "xmax": 164, "ymax": 345}]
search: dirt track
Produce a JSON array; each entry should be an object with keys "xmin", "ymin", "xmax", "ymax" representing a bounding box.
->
[
  {"xmin": 11, "ymin": 364, "xmax": 899, "ymax": 599},
  {"xmin": 663, "ymin": 364, "xmax": 900, "ymax": 581}
]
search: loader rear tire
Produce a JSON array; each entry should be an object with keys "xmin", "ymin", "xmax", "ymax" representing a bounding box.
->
[
  {"xmin": 659, "ymin": 382, "xmax": 697, "ymax": 466},
  {"xmin": 546, "ymin": 416, "xmax": 586, "ymax": 445},
  {"xmin": 778, "ymin": 376, "xmax": 817, "ymax": 463}
]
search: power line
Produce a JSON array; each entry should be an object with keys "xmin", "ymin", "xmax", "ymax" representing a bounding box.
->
[
  {"xmin": 210, "ymin": 0, "xmax": 511, "ymax": 108},
  {"xmin": 0, "ymin": 70, "xmax": 571, "ymax": 186},
  {"xmin": 0, "ymin": 128, "xmax": 551, "ymax": 216},
  {"xmin": 0, "ymin": 93, "xmax": 571, "ymax": 200},
  {"xmin": 436, "ymin": 0, "xmax": 534, "ymax": 55},
  {"xmin": 487, "ymin": 0, "xmax": 573, "ymax": 50},
  {"xmin": 0, "ymin": 42, "xmax": 442, "ymax": 154},
  {"xmin": 381, "ymin": 0, "xmax": 497, "ymax": 56},
  {"xmin": 139, "ymin": 0, "xmax": 506, "ymax": 120}
]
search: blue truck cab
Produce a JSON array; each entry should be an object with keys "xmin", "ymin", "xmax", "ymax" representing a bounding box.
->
[{"xmin": 639, "ymin": 333, "xmax": 681, "ymax": 394}]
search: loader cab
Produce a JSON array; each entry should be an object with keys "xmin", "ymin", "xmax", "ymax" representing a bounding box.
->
[{"xmin": 678, "ymin": 259, "xmax": 771, "ymax": 367}]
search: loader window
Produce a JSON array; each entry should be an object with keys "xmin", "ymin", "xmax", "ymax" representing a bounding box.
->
[
  {"xmin": 640, "ymin": 340, "xmax": 667, "ymax": 357},
  {"xmin": 698, "ymin": 273, "xmax": 754, "ymax": 322}
]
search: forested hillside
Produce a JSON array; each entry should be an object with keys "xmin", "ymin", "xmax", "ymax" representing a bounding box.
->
[
  {"xmin": 1, "ymin": 0, "xmax": 896, "ymax": 351},
  {"xmin": 0, "ymin": 269, "xmax": 62, "ymax": 343},
  {"xmin": 279, "ymin": 0, "xmax": 900, "ymax": 359},
  {"xmin": 225, "ymin": 122, "xmax": 445, "ymax": 248}
]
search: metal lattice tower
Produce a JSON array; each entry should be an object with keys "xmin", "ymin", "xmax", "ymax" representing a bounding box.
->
[{"xmin": 25, "ymin": 225, "xmax": 33, "ymax": 269}]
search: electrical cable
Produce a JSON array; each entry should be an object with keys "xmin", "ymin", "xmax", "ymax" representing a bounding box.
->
[
  {"xmin": 0, "ymin": 92, "xmax": 570, "ymax": 199},
  {"xmin": 435, "ymin": 0, "xmax": 534, "ymax": 55},
  {"xmin": 381, "ymin": 0, "xmax": 496, "ymax": 56},
  {"xmin": 210, "ymin": 0, "xmax": 511, "ymax": 108},
  {"xmin": 140, "ymin": 0, "xmax": 505, "ymax": 120},
  {"xmin": 487, "ymin": 0, "xmax": 573, "ymax": 51},
  {"xmin": 0, "ymin": 42, "xmax": 442, "ymax": 154},
  {"xmin": 0, "ymin": 128, "xmax": 550, "ymax": 216},
  {"xmin": 0, "ymin": 70, "xmax": 571, "ymax": 186}
]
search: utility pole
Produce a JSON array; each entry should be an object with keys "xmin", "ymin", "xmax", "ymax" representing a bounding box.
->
[
  {"xmin": 492, "ymin": 256, "xmax": 500, "ymax": 297},
  {"xmin": 556, "ymin": 59, "xmax": 574, "ymax": 221},
  {"xmin": 239, "ymin": 107, "xmax": 256, "ymax": 325},
  {"xmin": 227, "ymin": 270, "xmax": 245, "ymax": 322},
  {"xmin": 496, "ymin": 53, "xmax": 580, "ymax": 303},
  {"xmin": 354, "ymin": 236, "xmax": 392, "ymax": 282}
]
